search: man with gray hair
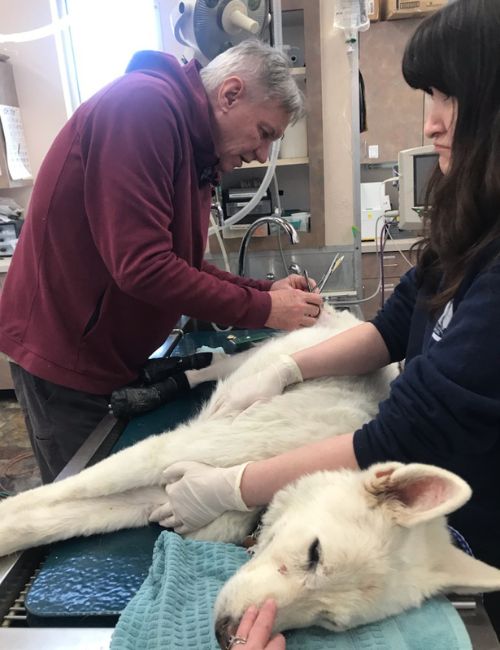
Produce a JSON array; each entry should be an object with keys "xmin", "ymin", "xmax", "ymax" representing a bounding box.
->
[{"xmin": 0, "ymin": 39, "xmax": 322, "ymax": 483}]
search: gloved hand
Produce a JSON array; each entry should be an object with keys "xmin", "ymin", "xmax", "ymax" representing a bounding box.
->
[
  {"xmin": 149, "ymin": 461, "xmax": 252, "ymax": 534},
  {"xmin": 205, "ymin": 354, "xmax": 303, "ymax": 418}
]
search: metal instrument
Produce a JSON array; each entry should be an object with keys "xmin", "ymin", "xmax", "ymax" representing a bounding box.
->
[
  {"xmin": 317, "ymin": 254, "xmax": 345, "ymax": 293},
  {"xmin": 303, "ymin": 268, "xmax": 313, "ymax": 292}
]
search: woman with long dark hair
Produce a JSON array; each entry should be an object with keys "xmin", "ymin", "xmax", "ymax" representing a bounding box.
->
[{"xmin": 150, "ymin": 0, "xmax": 500, "ymax": 634}]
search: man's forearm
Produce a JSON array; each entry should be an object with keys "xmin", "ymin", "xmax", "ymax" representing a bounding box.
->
[
  {"xmin": 293, "ymin": 322, "xmax": 390, "ymax": 380},
  {"xmin": 240, "ymin": 433, "xmax": 357, "ymax": 507}
]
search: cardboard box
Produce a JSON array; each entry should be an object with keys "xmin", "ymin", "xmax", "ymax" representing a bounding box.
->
[
  {"xmin": 382, "ymin": 0, "xmax": 446, "ymax": 21},
  {"xmin": 368, "ymin": 0, "xmax": 381, "ymax": 22}
]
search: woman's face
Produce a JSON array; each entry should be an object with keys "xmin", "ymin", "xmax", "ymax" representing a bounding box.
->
[{"xmin": 424, "ymin": 88, "xmax": 457, "ymax": 174}]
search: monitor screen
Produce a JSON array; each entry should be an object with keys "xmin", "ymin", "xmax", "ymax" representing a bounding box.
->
[
  {"xmin": 398, "ymin": 144, "xmax": 437, "ymax": 230},
  {"xmin": 413, "ymin": 153, "xmax": 439, "ymax": 208}
]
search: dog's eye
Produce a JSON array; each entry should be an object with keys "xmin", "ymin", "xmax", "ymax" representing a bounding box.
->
[{"xmin": 307, "ymin": 537, "xmax": 321, "ymax": 570}]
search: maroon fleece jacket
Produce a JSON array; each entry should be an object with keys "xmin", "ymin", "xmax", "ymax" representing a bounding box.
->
[{"xmin": 0, "ymin": 51, "xmax": 272, "ymax": 394}]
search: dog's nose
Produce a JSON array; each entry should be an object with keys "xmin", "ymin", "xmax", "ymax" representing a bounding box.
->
[{"xmin": 215, "ymin": 615, "xmax": 238, "ymax": 649}]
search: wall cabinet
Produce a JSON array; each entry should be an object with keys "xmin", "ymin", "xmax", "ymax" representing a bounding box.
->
[
  {"xmin": 207, "ymin": 1, "xmax": 361, "ymax": 297},
  {"xmin": 359, "ymin": 19, "xmax": 425, "ymax": 164},
  {"xmin": 209, "ymin": 0, "xmax": 358, "ymax": 259},
  {"xmin": 213, "ymin": 0, "xmax": 325, "ymax": 254}
]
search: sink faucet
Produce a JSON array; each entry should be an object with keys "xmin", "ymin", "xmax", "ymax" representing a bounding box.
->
[{"xmin": 237, "ymin": 216, "xmax": 300, "ymax": 276}]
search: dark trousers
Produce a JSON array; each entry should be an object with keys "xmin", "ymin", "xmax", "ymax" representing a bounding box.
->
[{"xmin": 10, "ymin": 363, "xmax": 110, "ymax": 484}]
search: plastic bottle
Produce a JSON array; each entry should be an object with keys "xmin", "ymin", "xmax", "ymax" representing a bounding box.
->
[{"xmin": 333, "ymin": 0, "xmax": 370, "ymax": 40}]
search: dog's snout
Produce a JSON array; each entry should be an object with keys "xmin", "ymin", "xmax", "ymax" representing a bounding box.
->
[{"xmin": 215, "ymin": 615, "xmax": 238, "ymax": 649}]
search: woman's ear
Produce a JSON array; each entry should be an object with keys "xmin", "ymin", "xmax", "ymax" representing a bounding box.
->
[{"xmin": 217, "ymin": 76, "xmax": 245, "ymax": 113}]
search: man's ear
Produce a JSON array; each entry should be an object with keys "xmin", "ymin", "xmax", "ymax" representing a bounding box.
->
[
  {"xmin": 363, "ymin": 462, "xmax": 472, "ymax": 527},
  {"xmin": 217, "ymin": 76, "xmax": 245, "ymax": 113}
]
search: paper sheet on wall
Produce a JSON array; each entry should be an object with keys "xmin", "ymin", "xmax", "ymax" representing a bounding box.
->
[{"xmin": 0, "ymin": 104, "xmax": 32, "ymax": 181}]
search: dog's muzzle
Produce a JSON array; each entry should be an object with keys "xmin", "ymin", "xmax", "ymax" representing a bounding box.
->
[{"xmin": 215, "ymin": 615, "xmax": 239, "ymax": 649}]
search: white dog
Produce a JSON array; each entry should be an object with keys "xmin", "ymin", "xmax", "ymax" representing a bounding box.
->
[
  {"xmin": 214, "ymin": 461, "xmax": 500, "ymax": 643},
  {"xmin": 1, "ymin": 307, "xmax": 500, "ymax": 635},
  {"xmin": 0, "ymin": 308, "xmax": 394, "ymax": 553}
]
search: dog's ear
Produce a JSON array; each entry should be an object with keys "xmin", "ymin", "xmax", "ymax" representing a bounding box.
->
[
  {"xmin": 363, "ymin": 462, "xmax": 472, "ymax": 527},
  {"xmin": 433, "ymin": 545, "xmax": 500, "ymax": 595}
]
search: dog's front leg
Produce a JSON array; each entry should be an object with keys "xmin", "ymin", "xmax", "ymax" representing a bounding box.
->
[
  {"xmin": 0, "ymin": 486, "xmax": 169, "ymax": 556},
  {"xmin": 0, "ymin": 431, "xmax": 173, "ymax": 517},
  {"xmin": 185, "ymin": 348, "xmax": 256, "ymax": 388}
]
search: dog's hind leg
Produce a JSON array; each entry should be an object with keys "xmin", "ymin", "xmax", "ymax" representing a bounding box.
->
[
  {"xmin": 0, "ymin": 486, "xmax": 167, "ymax": 556},
  {"xmin": 0, "ymin": 349, "xmax": 264, "ymax": 517}
]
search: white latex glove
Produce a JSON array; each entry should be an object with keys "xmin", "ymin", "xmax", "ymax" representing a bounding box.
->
[
  {"xmin": 149, "ymin": 461, "xmax": 252, "ymax": 534},
  {"xmin": 206, "ymin": 354, "xmax": 303, "ymax": 417}
]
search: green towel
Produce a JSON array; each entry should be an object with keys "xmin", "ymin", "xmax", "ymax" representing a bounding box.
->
[{"xmin": 111, "ymin": 531, "xmax": 472, "ymax": 650}]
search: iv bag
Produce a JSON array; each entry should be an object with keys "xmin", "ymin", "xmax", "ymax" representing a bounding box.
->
[{"xmin": 334, "ymin": 0, "xmax": 370, "ymax": 34}]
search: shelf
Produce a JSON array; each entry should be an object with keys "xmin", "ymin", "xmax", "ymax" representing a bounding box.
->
[
  {"xmin": 290, "ymin": 66, "xmax": 306, "ymax": 76},
  {"xmin": 241, "ymin": 156, "xmax": 309, "ymax": 169}
]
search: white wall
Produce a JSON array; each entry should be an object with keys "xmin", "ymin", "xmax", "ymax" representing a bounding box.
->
[
  {"xmin": 0, "ymin": 0, "xmax": 68, "ymax": 208},
  {"xmin": 0, "ymin": 0, "xmax": 193, "ymax": 211},
  {"xmin": 320, "ymin": 0, "xmax": 356, "ymax": 246}
]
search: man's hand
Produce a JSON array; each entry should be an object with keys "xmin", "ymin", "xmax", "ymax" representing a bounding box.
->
[
  {"xmin": 149, "ymin": 461, "xmax": 252, "ymax": 534},
  {"xmin": 205, "ymin": 354, "xmax": 303, "ymax": 417},
  {"xmin": 265, "ymin": 289, "xmax": 323, "ymax": 330},
  {"xmin": 271, "ymin": 273, "xmax": 318, "ymax": 292}
]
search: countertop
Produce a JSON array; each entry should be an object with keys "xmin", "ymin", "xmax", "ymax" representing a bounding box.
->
[{"xmin": 361, "ymin": 237, "xmax": 419, "ymax": 254}]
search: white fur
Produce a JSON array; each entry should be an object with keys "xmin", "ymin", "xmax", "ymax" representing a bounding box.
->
[
  {"xmin": 214, "ymin": 462, "xmax": 500, "ymax": 639},
  {"xmin": 0, "ymin": 308, "xmax": 392, "ymax": 552},
  {"xmin": 1, "ymin": 307, "xmax": 499, "ymax": 635}
]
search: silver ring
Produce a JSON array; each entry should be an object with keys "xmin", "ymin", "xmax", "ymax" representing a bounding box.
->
[{"xmin": 227, "ymin": 635, "xmax": 247, "ymax": 648}]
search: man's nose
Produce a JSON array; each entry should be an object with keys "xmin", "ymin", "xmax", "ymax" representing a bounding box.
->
[{"xmin": 254, "ymin": 142, "xmax": 271, "ymax": 164}]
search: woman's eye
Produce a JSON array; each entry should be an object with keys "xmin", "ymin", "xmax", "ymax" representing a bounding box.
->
[{"xmin": 307, "ymin": 538, "xmax": 321, "ymax": 570}]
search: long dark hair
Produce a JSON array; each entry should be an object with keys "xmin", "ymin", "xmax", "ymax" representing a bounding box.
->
[{"xmin": 402, "ymin": 0, "xmax": 500, "ymax": 310}]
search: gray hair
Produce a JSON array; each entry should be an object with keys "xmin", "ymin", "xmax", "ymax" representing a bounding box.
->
[{"xmin": 200, "ymin": 39, "xmax": 305, "ymax": 123}]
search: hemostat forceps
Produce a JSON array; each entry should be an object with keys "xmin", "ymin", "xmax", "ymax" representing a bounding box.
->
[{"xmin": 303, "ymin": 269, "xmax": 313, "ymax": 292}]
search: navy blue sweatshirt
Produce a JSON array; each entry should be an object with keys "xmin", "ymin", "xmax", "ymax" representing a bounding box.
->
[{"xmin": 353, "ymin": 246, "xmax": 500, "ymax": 568}]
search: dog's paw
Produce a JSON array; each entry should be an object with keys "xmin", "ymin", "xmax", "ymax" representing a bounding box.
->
[
  {"xmin": 148, "ymin": 500, "xmax": 175, "ymax": 529},
  {"xmin": 0, "ymin": 518, "xmax": 27, "ymax": 556}
]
